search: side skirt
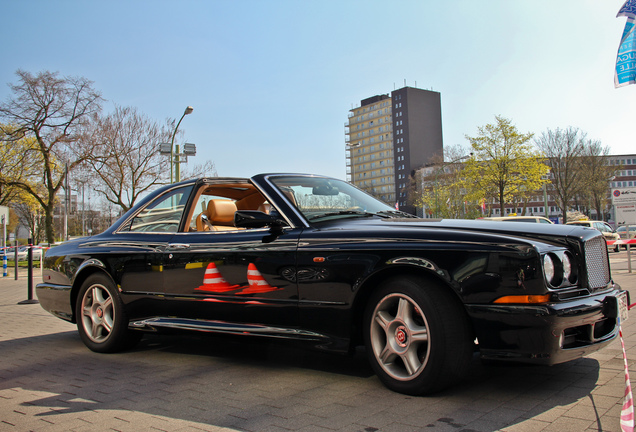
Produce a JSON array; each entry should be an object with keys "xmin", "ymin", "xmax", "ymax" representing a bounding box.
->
[{"xmin": 129, "ymin": 317, "xmax": 328, "ymax": 341}]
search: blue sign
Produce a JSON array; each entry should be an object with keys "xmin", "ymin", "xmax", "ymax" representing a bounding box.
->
[
  {"xmin": 616, "ymin": 18, "xmax": 636, "ymax": 87},
  {"xmin": 616, "ymin": 0, "xmax": 636, "ymax": 87}
]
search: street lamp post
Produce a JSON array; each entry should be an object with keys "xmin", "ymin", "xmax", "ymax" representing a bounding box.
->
[{"xmin": 169, "ymin": 106, "xmax": 193, "ymax": 183}]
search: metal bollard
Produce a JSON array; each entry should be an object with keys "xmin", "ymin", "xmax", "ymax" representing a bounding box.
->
[
  {"xmin": 18, "ymin": 240, "xmax": 38, "ymax": 305},
  {"xmin": 14, "ymin": 240, "xmax": 18, "ymax": 280}
]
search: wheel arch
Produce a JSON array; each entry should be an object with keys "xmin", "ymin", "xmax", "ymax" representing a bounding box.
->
[
  {"xmin": 349, "ymin": 262, "xmax": 471, "ymax": 349},
  {"xmin": 70, "ymin": 261, "xmax": 117, "ymax": 324}
]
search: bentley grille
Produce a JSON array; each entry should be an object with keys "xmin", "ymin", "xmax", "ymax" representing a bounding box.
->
[{"xmin": 584, "ymin": 236, "xmax": 611, "ymax": 290}]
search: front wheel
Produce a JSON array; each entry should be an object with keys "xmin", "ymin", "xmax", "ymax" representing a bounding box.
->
[
  {"xmin": 76, "ymin": 273, "xmax": 141, "ymax": 353},
  {"xmin": 363, "ymin": 276, "xmax": 473, "ymax": 395}
]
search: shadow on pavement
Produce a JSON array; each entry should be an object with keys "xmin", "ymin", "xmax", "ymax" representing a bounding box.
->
[{"xmin": 0, "ymin": 329, "xmax": 601, "ymax": 431}]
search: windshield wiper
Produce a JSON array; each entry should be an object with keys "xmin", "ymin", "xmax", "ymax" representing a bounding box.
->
[
  {"xmin": 308, "ymin": 210, "xmax": 377, "ymax": 221},
  {"xmin": 375, "ymin": 210, "xmax": 419, "ymax": 218}
]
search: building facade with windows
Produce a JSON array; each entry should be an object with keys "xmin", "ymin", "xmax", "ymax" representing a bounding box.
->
[
  {"xmin": 345, "ymin": 87, "xmax": 443, "ymax": 214},
  {"xmin": 417, "ymin": 154, "xmax": 636, "ymax": 225}
]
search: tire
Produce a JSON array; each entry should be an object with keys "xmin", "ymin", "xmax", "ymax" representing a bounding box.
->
[
  {"xmin": 75, "ymin": 273, "xmax": 141, "ymax": 353},
  {"xmin": 363, "ymin": 276, "xmax": 473, "ymax": 395}
]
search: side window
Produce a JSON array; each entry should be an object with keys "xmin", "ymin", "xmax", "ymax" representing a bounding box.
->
[{"xmin": 126, "ymin": 185, "xmax": 194, "ymax": 233}]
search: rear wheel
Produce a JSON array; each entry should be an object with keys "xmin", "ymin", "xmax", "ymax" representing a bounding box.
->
[
  {"xmin": 76, "ymin": 273, "xmax": 141, "ymax": 353},
  {"xmin": 363, "ymin": 276, "xmax": 473, "ymax": 395}
]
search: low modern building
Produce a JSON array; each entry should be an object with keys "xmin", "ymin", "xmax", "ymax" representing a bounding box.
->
[{"xmin": 345, "ymin": 86, "xmax": 443, "ymax": 214}]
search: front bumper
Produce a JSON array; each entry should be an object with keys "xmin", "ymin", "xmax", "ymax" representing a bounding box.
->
[{"xmin": 466, "ymin": 283, "xmax": 627, "ymax": 365}]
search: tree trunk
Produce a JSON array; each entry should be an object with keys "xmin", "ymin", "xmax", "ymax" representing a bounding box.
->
[{"xmin": 44, "ymin": 204, "xmax": 55, "ymax": 244}]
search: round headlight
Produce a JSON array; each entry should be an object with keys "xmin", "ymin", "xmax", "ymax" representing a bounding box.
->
[
  {"xmin": 562, "ymin": 253, "xmax": 571, "ymax": 281},
  {"xmin": 543, "ymin": 254, "xmax": 555, "ymax": 284}
]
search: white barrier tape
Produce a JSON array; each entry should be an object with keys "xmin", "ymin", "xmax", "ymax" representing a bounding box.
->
[
  {"xmin": 620, "ymin": 320, "xmax": 634, "ymax": 432},
  {"xmin": 609, "ymin": 239, "xmax": 636, "ymax": 245}
]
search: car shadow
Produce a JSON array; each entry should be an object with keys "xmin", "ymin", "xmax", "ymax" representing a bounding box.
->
[
  {"xmin": 0, "ymin": 331, "xmax": 604, "ymax": 431},
  {"xmin": 132, "ymin": 332, "xmax": 377, "ymax": 378}
]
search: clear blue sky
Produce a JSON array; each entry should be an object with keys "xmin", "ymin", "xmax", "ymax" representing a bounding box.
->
[{"xmin": 1, "ymin": 0, "xmax": 634, "ymax": 181}]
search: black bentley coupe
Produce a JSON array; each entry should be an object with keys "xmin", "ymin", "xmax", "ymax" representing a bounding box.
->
[{"xmin": 36, "ymin": 173, "xmax": 629, "ymax": 395}]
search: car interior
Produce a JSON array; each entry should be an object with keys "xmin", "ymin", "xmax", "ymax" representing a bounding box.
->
[{"xmin": 186, "ymin": 182, "xmax": 273, "ymax": 232}]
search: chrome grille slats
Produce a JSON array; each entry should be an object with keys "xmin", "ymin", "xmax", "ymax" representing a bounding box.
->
[{"xmin": 584, "ymin": 236, "xmax": 610, "ymax": 289}]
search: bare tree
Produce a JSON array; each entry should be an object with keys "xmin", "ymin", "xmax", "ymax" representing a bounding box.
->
[
  {"xmin": 12, "ymin": 198, "xmax": 46, "ymax": 244},
  {"xmin": 413, "ymin": 144, "xmax": 472, "ymax": 218},
  {"xmin": 535, "ymin": 127, "xmax": 587, "ymax": 224},
  {"xmin": 179, "ymin": 160, "xmax": 218, "ymax": 180},
  {"xmin": 579, "ymin": 141, "xmax": 617, "ymax": 220},
  {"xmin": 0, "ymin": 70, "xmax": 103, "ymax": 243},
  {"xmin": 85, "ymin": 106, "xmax": 173, "ymax": 212}
]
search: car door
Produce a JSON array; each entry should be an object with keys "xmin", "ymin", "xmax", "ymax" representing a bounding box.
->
[
  {"xmin": 162, "ymin": 221, "xmax": 302, "ymax": 330},
  {"xmin": 111, "ymin": 184, "xmax": 193, "ymax": 293}
]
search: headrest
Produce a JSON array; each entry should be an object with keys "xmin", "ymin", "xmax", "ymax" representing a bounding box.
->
[{"xmin": 207, "ymin": 200, "xmax": 237, "ymax": 224}]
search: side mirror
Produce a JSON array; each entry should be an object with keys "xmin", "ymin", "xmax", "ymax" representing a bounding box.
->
[{"xmin": 234, "ymin": 210, "xmax": 286, "ymax": 230}]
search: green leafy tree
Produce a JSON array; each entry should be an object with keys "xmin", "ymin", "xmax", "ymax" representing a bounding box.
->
[
  {"xmin": 462, "ymin": 116, "xmax": 548, "ymax": 214},
  {"xmin": 0, "ymin": 125, "xmax": 38, "ymax": 207},
  {"xmin": 0, "ymin": 70, "xmax": 103, "ymax": 242}
]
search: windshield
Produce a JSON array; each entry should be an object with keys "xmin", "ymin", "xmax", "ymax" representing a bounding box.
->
[{"xmin": 268, "ymin": 175, "xmax": 414, "ymax": 222}]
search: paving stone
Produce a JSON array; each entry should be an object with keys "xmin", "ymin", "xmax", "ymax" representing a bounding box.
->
[{"xmin": 1, "ymin": 268, "xmax": 635, "ymax": 431}]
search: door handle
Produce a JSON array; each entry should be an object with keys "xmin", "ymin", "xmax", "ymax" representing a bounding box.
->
[{"xmin": 167, "ymin": 243, "xmax": 190, "ymax": 250}]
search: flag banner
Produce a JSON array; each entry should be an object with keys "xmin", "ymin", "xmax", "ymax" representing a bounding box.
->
[
  {"xmin": 616, "ymin": 0, "xmax": 636, "ymax": 87},
  {"xmin": 618, "ymin": 0, "xmax": 636, "ymax": 18}
]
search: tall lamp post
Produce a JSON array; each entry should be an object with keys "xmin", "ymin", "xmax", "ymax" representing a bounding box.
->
[{"xmin": 169, "ymin": 106, "xmax": 193, "ymax": 183}]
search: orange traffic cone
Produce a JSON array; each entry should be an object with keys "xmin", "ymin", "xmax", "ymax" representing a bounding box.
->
[
  {"xmin": 236, "ymin": 263, "xmax": 280, "ymax": 294},
  {"xmin": 195, "ymin": 263, "xmax": 239, "ymax": 292}
]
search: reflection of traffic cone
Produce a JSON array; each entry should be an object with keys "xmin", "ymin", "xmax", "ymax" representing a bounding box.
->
[
  {"xmin": 195, "ymin": 263, "xmax": 239, "ymax": 292},
  {"xmin": 237, "ymin": 263, "xmax": 280, "ymax": 294}
]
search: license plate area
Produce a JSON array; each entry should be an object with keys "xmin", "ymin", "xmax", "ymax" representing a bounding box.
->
[{"xmin": 618, "ymin": 291, "xmax": 629, "ymax": 324}]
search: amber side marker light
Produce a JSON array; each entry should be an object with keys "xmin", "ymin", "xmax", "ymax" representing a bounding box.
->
[{"xmin": 494, "ymin": 294, "xmax": 551, "ymax": 304}]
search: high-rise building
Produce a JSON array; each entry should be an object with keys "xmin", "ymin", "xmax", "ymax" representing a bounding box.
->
[{"xmin": 345, "ymin": 87, "xmax": 443, "ymax": 214}]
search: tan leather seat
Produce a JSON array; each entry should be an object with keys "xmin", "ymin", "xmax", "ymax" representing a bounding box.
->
[
  {"xmin": 195, "ymin": 200, "xmax": 238, "ymax": 231},
  {"xmin": 257, "ymin": 202, "xmax": 271, "ymax": 214}
]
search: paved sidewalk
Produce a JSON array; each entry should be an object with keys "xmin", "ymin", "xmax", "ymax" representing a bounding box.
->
[{"xmin": 1, "ymin": 259, "xmax": 635, "ymax": 432}]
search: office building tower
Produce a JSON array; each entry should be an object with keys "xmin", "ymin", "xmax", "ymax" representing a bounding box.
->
[{"xmin": 345, "ymin": 87, "xmax": 443, "ymax": 214}]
